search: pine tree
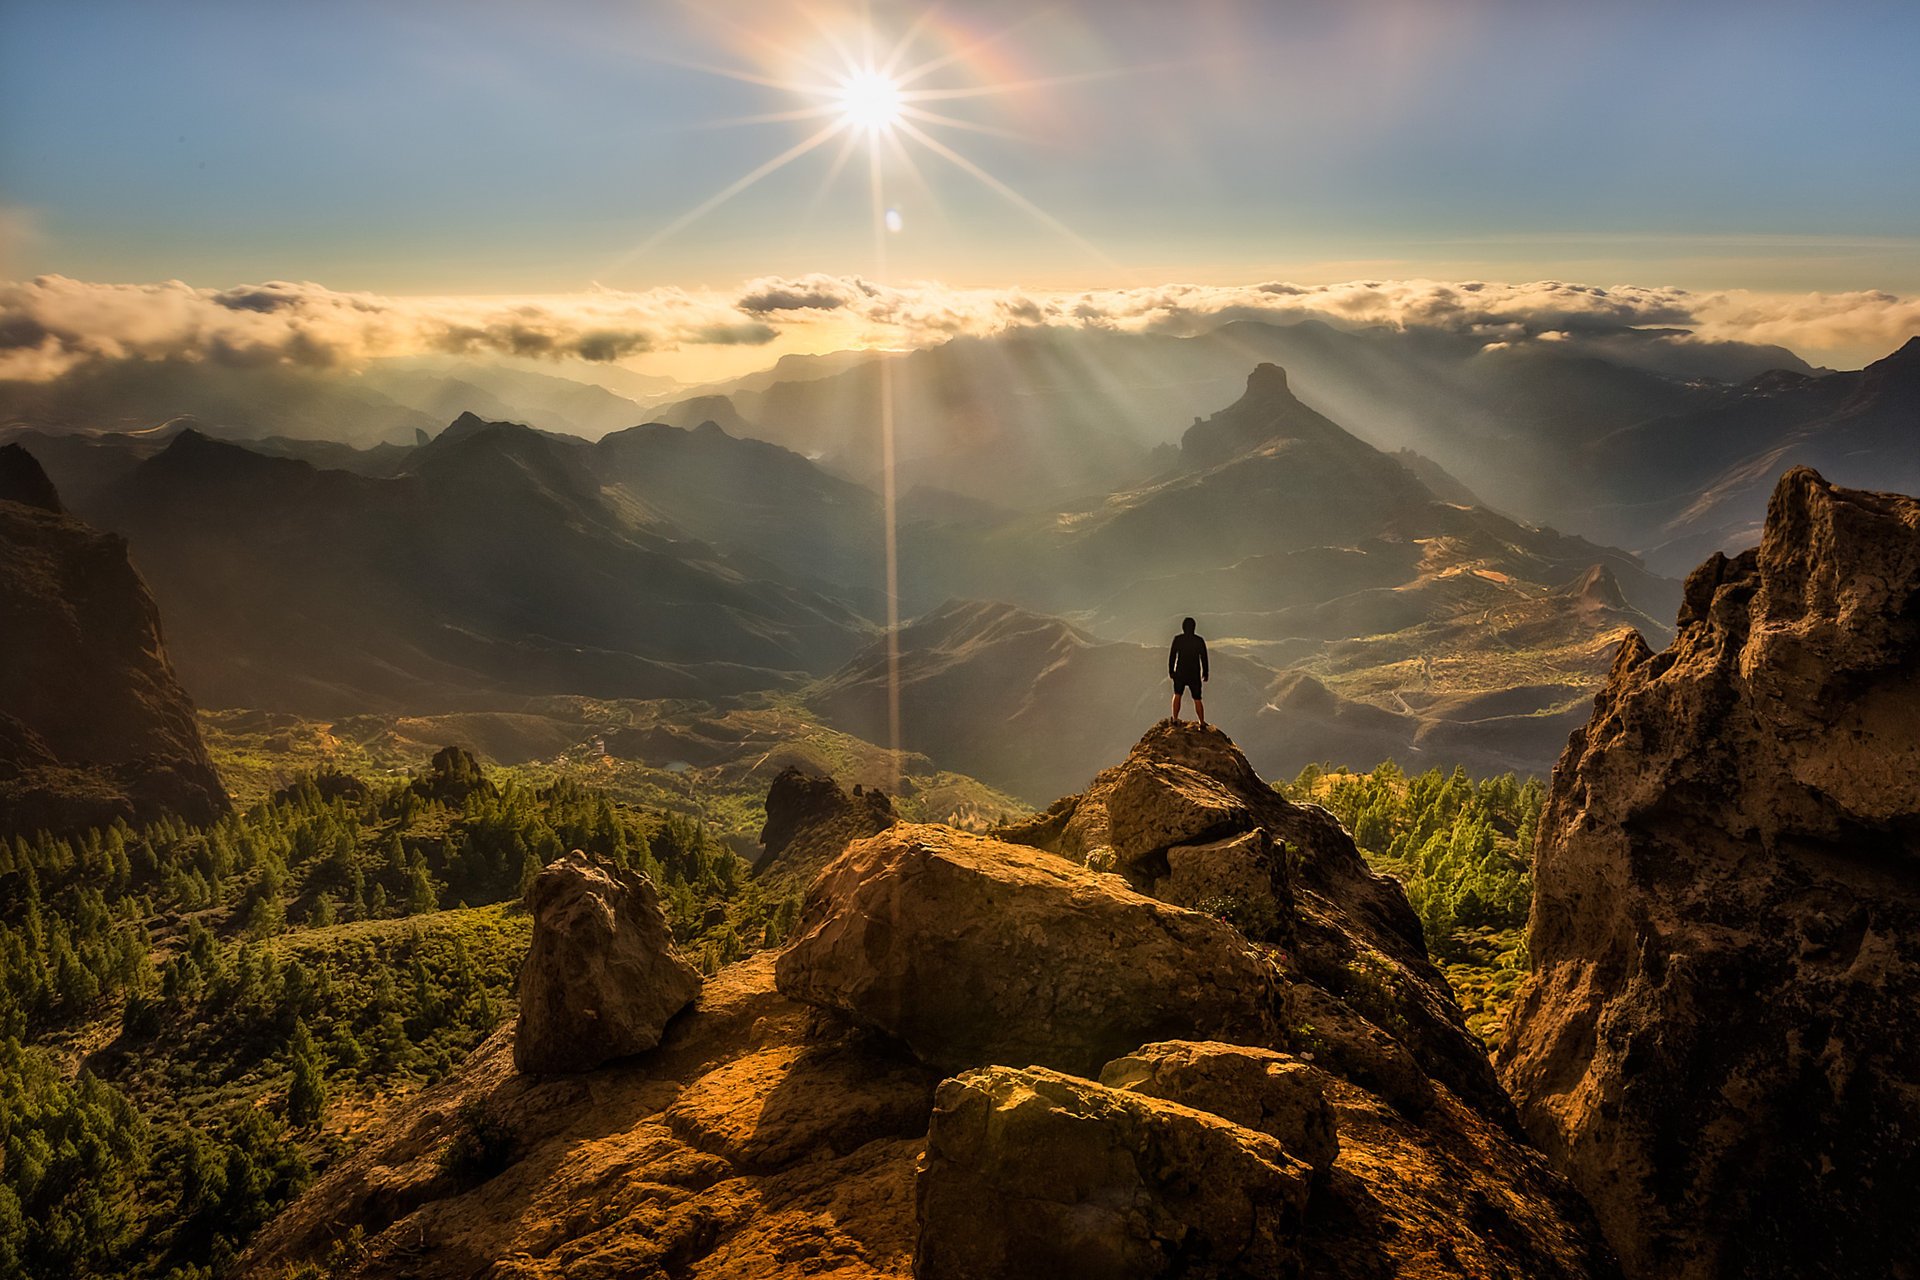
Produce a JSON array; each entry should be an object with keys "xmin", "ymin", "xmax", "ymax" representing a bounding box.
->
[{"xmin": 286, "ymin": 1019, "xmax": 327, "ymax": 1128}]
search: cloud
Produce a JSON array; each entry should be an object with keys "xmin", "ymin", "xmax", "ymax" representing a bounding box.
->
[
  {"xmin": 1, "ymin": 271, "xmax": 1913, "ymax": 382},
  {"xmin": 1687, "ymin": 289, "xmax": 1920, "ymax": 360},
  {"xmin": 0, "ymin": 276, "xmax": 791, "ymax": 382}
]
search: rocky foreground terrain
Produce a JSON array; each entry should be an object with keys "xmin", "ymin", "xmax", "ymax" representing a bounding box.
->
[
  {"xmin": 246, "ymin": 721, "xmax": 1615, "ymax": 1279},
  {"xmin": 1498, "ymin": 467, "xmax": 1920, "ymax": 1280},
  {"xmin": 241, "ymin": 463, "xmax": 1920, "ymax": 1279}
]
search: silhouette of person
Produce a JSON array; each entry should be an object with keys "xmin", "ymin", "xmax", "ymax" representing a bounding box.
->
[{"xmin": 1169, "ymin": 616, "xmax": 1209, "ymax": 725}]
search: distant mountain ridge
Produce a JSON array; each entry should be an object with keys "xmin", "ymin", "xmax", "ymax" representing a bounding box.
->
[
  {"xmin": 652, "ymin": 319, "xmax": 1833, "ymax": 535},
  {"xmin": 84, "ymin": 421, "xmax": 871, "ymax": 714}
]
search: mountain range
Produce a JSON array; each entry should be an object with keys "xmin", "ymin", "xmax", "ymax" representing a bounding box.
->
[
  {"xmin": 657, "ymin": 323, "xmax": 1919, "ymax": 576},
  {"xmin": 6, "ymin": 320, "xmax": 1914, "ymax": 788},
  {"xmin": 5, "ymin": 357, "xmax": 1675, "ymax": 783}
]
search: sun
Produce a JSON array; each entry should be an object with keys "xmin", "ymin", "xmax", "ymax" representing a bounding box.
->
[{"xmin": 834, "ymin": 67, "xmax": 904, "ymax": 134}]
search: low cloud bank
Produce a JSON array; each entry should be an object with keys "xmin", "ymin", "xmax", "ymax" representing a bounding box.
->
[
  {"xmin": 1, "ymin": 271, "xmax": 1914, "ymax": 382},
  {"xmin": 0, "ymin": 277, "xmax": 776, "ymax": 381}
]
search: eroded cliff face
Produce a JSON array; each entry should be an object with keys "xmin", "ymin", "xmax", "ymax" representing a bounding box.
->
[
  {"xmin": 248, "ymin": 722, "xmax": 1615, "ymax": 1279},
  {"xmin": 0, "ymin": 445, "xmax": 228, "ymax": 835},
  {"xmin": 1497, "ymin": 467, "xmax": 1920, "ymax": 1280}
]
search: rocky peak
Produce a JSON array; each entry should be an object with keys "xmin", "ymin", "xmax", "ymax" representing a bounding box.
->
[
  {"xmin": 997, "ymin": 718, "xmax": 1512, "ymax": 1120},
  {"xmin": 0, "ymin": 443, "xmax": 65, "ymax": 513},
  {"xmin": 1180, "ymin": 361, "xmax": 1375, "ymax": 469},
  {"xmin": 1497, "ymin": 465, "xmax": 1920, "ymax": 1279},
  {"xmin": 1246, "ymin": 359, "xmax": 1292, "ymax": 395},
  {"xmin": 754, "ymin": 765, "xmax": 896, "ymax": 885}
]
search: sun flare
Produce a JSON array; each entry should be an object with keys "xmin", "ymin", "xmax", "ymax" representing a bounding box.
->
[{"xmin": 835, "ymin": 67, "xmax": 904, "ymax": 134}]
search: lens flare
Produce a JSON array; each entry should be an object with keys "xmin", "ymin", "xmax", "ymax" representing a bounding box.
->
[{"xmin": 835, "ymin": 67, "xmax": 904, "ymax": 134}]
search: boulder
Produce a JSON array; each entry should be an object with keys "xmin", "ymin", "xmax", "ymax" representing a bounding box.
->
[
  {"xmin": 1160, "ymin": 829, "xmax": 1291, "ymax": 941},
  {"xmin": 1099, "ymin": 1041, "xmax": 1338, "ymax": 1175},
  {"xmin": 773, "ymin": 823, "xmax": 1278, "ymax": 1076},
  {"xmin": 915, "ymin": 1064, "xmax": 1312, "ymax": 1280},
  {"xmin": 514, "ymin": 849, "xmax": 701, "ymax": 1074},
  {"xmin": 1107, "ymin": 759, "xmax": 1253, "ymax": 868},
  {"xmin": 1498, "ymin": 469, "xmax": 1920, "ymax": 1280}
]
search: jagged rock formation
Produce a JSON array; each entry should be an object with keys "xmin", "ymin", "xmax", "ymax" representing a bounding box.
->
[
  {"xmin": 0, "ymin": 446, "xmax": 228, "ymax": 835},
  {"xmin": 513, "ymin": 850, "xmax": 701, "ymax": 1075},
  {"xmin": 249, "ymin": 723, "xmax": 1616, "ymax": 1279},
  {"xmin": 1497, "ymin": 467, "xmax": 1920, "ymax": 1280},
  {"xmin": 754, "ymin": 765, "xmax": 896, "ymax": 886}
]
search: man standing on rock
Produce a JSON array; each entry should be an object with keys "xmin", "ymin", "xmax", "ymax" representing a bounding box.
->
[{"xmin": 1168, "ymin": 616, "xmax": 1209, "ymax": 725}]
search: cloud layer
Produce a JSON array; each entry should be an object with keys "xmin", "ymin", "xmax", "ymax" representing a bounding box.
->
[
  {"xmin": 0, "ymin": 277, "xmax": 777, "ymax": 381},
  {"xmin": 2, "ymin": 271, "xmax": 1915, "ymax": 382}
]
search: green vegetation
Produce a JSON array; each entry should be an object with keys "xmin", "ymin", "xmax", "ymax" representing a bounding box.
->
[
  {"xmin": 0, "ymin": 746, "xmax": 797, "ymax": 1280},
  {"xmin": 1281, "ymin": 761, "xmax": 1543, "ymax": 1046}
]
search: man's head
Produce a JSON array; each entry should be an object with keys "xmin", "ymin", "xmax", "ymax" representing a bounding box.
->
[{"xmin": 1182, "ymin": 617, "xmax": 1196, "ymax": 634}]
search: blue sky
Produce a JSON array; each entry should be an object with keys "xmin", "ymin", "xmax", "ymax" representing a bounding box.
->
[{"xmin": 2, "ymin": 1, "xmax": 1917, "ymax": 375}]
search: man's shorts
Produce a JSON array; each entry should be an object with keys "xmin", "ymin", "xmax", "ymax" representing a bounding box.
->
[{"xmin": 1172, "ymin": 676, "xmax": 1203, "ymax": 699}]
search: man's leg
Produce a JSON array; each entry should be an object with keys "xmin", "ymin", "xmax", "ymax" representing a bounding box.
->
[
  {"xmin": 1195, "ymin": 696, "xmax": 1206, "ymax": 726},
  {"xmin": 1171, "ymin": 690, "xmax": 1183, "ymax": 720}
]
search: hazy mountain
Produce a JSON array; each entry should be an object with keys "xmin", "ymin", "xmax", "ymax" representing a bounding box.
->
[
  {"xmin": 0, "ymin": 359, "xmax": 439, "ymax": 447},
  {"xmin": 0, "ymin": 445, "xmax": 229, "ymax": 834},
  {"xmin": 814, "ymin": 366, "xmax": 1679, "ymax": 793},
  {"xmin": 655, "ymin": 319, "xmax": 1819, "ymax": 522},
  {"xmin": 1589, "ymin": 336, "xmax": 1920, "ymax": 571},
  {"xmin": 84, "ymin": 421, "xmax": 870, "ymax": 713},
  {"xmin": 357, "ymin": 358, "xmax": 660, "ymax": 439},
  {"xmin": 593, "ymin": 419, "xmax": 886, "ymax": 603},
  {"xmin": 1056, "ymin": 363, "xmax": 1677, "ymax": 638}
]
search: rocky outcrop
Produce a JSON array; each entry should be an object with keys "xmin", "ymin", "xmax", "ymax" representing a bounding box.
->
[
  {"xmin": 754, "ymin": 765, "xmax": 896, "ymax": 886},
  {"xmin": 0, "ymin": 447, "xmax": 228, "ymax": 836},
  {"xmin": 1497, "ymin": 467, "xmax": 1920, "ymax": 1280},
  {"xmin": 0, "ymin": 441, "xmax": 66, "ymax": 512},
  {"xmin": 513, "ymin": 850, "xmax": 702, "ymax": 1074},
  {"xmin": 1099, "ymin": 1040, "xmax": 1339, "ymax": 1176},
  {"xmin": 253, "ymin": 723, "xmax": 1617, "ymax": 1279},
  {"xmin": 916, "ymin": 1064, "xmax": 1314, "ymax": 1280},
  {"xmin": 773, "ymin": 824, "xmax": 1278, "ymax": 1076},
  {"xmin": 1000, "ymin": 720, "xmax": 1510, "ymax": 1119}
]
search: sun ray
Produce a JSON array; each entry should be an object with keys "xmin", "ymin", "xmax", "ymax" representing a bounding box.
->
[
  {"xmin": 640, "ymin": 50, "xmax": 829, "ymax": 97},
  {"xmin": 890, "ymin": 11, "xmax": 1048, "ymax": 88},
  {"xmin": 691, "ymin": 102, "xmax": 846, "ymax": 131},
  {"xmin": 898, "ymin": 68, "xmax": 1134, "ymax": 103},
  {"xmin": 893, "ymin": 117, "xmax": 1116, "ymax": 266},
  {"xmin": 680, "ymin": 0, "xmax": 849, "ymax": 86},
  {"xmin": 809, "ymin": 126, "xmax": 867, "ymax": 209},
  {"xmin": 621, "ymin": 119, "xmax": 847, "ymax": 262},
  {"xmin": 898, "ymin": 105, "xmax": 1035, "ymax": 143}
]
